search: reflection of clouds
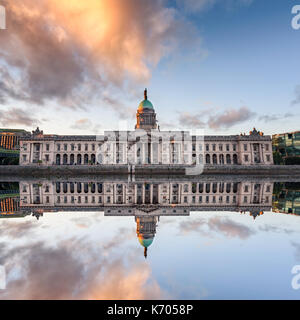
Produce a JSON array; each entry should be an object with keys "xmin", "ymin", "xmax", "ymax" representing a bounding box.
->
[
  {"xmin": 0, "ymin": 220, "xmax": 38, "ymax": 238},
  {"xmin": 291, "ymin": 242, "xmax": 300, "ymax": 261},
  {"xmin": 179, "ymin": 216, "xmax": 255, "ymax": 239},
  {"xmin": 0, "ymin": 223, "xmax": 167, "ymax": 300}
]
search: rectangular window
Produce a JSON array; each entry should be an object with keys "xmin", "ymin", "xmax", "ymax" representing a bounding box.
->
[
  {"xmin": 226, "ymin": 144, "xmax": 230, "ymax": 151},
  {"xmin": 266, "ymin": 155, "xmax": 270, "ymax": 162},
  {"xmin": 244, "ymin": 144, "xmax": 247, "ymax": 151},
  {"xmin": 206, "ymin": 144, "xmax": 209, "ymax": 151},
  {"xmin": 22, "ymin": 155, "xmax": 27, "ymax": 162},
  {"xmin": 57, "ymin": 144, "xmax": 61, "ymax": 151},
  {"xmin": 265, "ymin": 144, "xmax": 269, "ymax": 151},
  {"xmin": 233, "ymin": 144, "xmax": 237, "ymax": 151},
  {"xmin": 64, "ymin": 144, "xmax": 67, "ymax": 151},
  {"xmin": 244, "ymin": 185, "xmax": 249, "ymax": 192},
  {"xmin": 219, "ymin": 144, "xmax": 223, "ymax": 151},
  {"xmin": 45, "ymin": 155, "xmax": 49, "ymax": 162},
  {"xmin": 244, "ymin": 155, "xmax": 249, "ymax": 162},
  {"xmin": 78, "ymin": 144, "xmax": 81, "ymax": 151},
  {"xmin": 45, "ymin": 144, "xmax": 49, "ymax": 151},
  {"xmin": 71, "ymin": 144, "xmax": 75, "ymax": 151},
  {"xmin": 212, "ymin": 144, "xmax": 216, "ymax": 151},
  {"xmin": 23, "ymin": 144, "xmax": 27, "ymax": 151}
]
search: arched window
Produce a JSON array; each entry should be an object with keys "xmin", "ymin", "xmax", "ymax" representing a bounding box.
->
[
  {"xmin": 77, "ymin": 183, "xmax": 82, "ymax": 193},
  {"xmin": 219, "ymin": 183, "xmax": 224, "ymax": 193},
  {"xmin": 56, "ymin": 154, "xmax": 61, "ymax": 165},
  {"xmin": 198, "ymin": 183, "xmax": 203, "ymax": 193},
  {"xmin": 213, "ymin": 154, "xmax": 217, "ymax": 164},
  {"xmin": 91, "ymin": 154, "xmax": 96, "ymax": 164},
  {"xmin": 63, "ymin": 183, "xmax": 68, "ymax": 193},
  {"xmin": 233, "ymin": 183, "xmax": 238, "ymax": 193},
  {"xmin": 205, "ymin": 183, "xmax": 210, "ymax": 193},
  {"xmin": 219, "ymin": 154, "xmax": 224, "ymax": 164},
  {"xmin": 97, "ymin": 183, "xmax": 103, "ymax": 193},
  {"xmin": 56, "ymin": 182, "xmax": 61, "ymax": 193},
  {"xmin": 91, "ymin": 183, "xmax": 96, "ymax": 193},
  {"xmin": 213, "ymin": 183, "xmax": 217, "ymax": 193},
  {"xmin": 63, "ymin": 154, "xmax": 68, "ymax": 165},
  {"xmin": 70, "ymin": 154, "xmax": 75, "ymax": 165},
  {"xmin": 226, "ymin": 154, "xmax": 231, "ymax": 164},
  {"xmin": 84, "ymin": 154, "xmax": 89, "ymax": 165},
  {"xmin": 192, "ymin": 183, "xmax": 197, "ymax": 193},
  {"xmin": 77, "ymin": 154, "xmax": 82, "ymax": 165},
  {"xmin": 70, "ymin": 183, "xmax": 74, "ymax": 193},
  {"xmin": 206, "ymin": 154, "xmax": 211, "ymax": 164},
  {"xmin": 84, "ymin": 183, "xmax": 89, "ymax": 193},
  {"xmin": 233, "ymin": 154, "xmax": 238, "ymax": 164},
  {"xmin": 226, "ymin": 183, "xmax": 231, "ymax": 193}
]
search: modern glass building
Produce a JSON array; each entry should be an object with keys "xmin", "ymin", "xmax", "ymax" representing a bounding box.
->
[{"xmin": 272, "ymin": 131, "xmax": 300, "ymax": 164}]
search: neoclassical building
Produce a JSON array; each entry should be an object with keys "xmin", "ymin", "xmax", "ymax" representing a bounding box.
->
[{"xmin": 19, "ymin": 90, "xmax": 273, "ymax": 166}]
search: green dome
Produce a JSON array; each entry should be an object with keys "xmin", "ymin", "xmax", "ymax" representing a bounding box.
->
[
  {"xmin": 138, "ymin": 99, "xmax": 154, "ymax": 110},
  {"xmin": 138, "ymin": 237, "xmax": 154, "ymax": 248}
]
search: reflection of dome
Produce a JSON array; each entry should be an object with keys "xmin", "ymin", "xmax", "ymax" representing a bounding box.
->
[{"xmin": 138, "ymin": 236, "xmax": 154, "ymax": 248}]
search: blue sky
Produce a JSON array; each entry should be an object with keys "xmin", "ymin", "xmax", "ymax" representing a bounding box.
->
[{"xmin": 0, "ymin": 0, "xmax": 299, "ymax": 135}]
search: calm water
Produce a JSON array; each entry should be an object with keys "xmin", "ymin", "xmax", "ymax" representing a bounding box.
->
[{"xmin": 0, "ymin": 177, "xmax": 300, "ymax": 299}]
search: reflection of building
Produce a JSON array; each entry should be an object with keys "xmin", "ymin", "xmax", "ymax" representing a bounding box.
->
[
  {"xmin": 18, "ymin": 180, "xmax": 273, "ymax": 213},
  {"xmin": 19, "ymin": 90, "xmax": 273, "ymax": 166},
  {"xmin": 273, "ymin": 183, "xmax": 300, "ymax": 215}
]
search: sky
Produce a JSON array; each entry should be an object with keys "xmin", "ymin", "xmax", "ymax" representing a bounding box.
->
[
  {"xmin": 0, "ymin": 0, "xmax": 299, "ymax": 136},
  {"xmin": 1, "ymin": 210, "xmax": 300, "ymax": 299}
]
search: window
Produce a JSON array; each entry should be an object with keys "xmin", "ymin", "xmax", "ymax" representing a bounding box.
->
[
  {"xmin": 219, "ymin": 144, "xmax": 223, "ymax": 151},
  {"xmin": 64, "ymin": 144, "xmax": 67, "ymax": 151},
  {"xmin": 45, "ymin": 185, "xmax": 49, "ymax": 193},
  {"xmin": 45, "ymin": 155, "xmax": 49, "ymax": 162},
  {"xmin": 233, "ymin": 144, "xmax": 237, "ymax": 151},
  {"xmin": 244, "ymin": 196, "xmax": 247, "ymax": 203},
  {"xmin": 244, "ymin": 155, "xmax": 249, "ymax": 162},
  {"xmin": 46, "ymin": 144, "xmax": 50, "ymax": 151},
  {"xmin": 57, "ymin": 144, "xmax": 61, "ymax": 151},
  {"xmin": 265, "ymin": 144, "xmax": 269, "ymax": 151},
  {"xmin": 266, "ymin": 155, "xmax": 271, "ymax": 162},
  {"xmin": 244, "ymin": 144, "xmax": 247, "ymax": 151},
  {"xmin": 206, "ymin": 144, "xmax": 209, "ymax": 151},
  {"xmin": 78, "ymin": 144, "xmax": 81, "ymax": 151},
  {"xmin": 71, "ymin": 144, "xmax": 75, "ymax": 151},
  {"xmin": 23, "ymin": 144, "xmax": 27, "ymax": 151},
  {"xmin": 22, "ymin": 155, "xmax": 27, "ymax": 162},
  {"xmin": 85, "ymin": 144, "xmax": 88, "ymax": 151},
  {"xmin": 226, "ymin": 144, "xmax": 230, "ymax": 151},
  {"xmin": 212, "ymin": 144, "xmax": 216, "ymax": 151},
  {"xmin": 244, "ymin": 185, "xmax": 249, "ymax": 192},
  {"xmin": 266, "ymin": 185, "xmax": 271, "ymax": 193}
]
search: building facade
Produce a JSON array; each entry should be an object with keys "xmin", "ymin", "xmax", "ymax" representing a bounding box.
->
[{"xmin": 19, "ymin": 90, "xmax": 273, "ymax": 166}]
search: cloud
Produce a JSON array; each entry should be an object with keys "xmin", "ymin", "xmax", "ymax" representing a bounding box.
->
[
  {"xmin": 0, "ymin": 0, "xmax": 201, "ymax": 117},
  {"xmin": 70, "ymin": 119, "xmax": 96, "ymax": 131},
  {"xmin": 177, "ymin": 106, "xmax": 255, "ymax": 130},
  {"xmin": 176, "ymin": 0, "xmax": 253, "ymax": 13},
  {"xmin": 178, "ymin": 112, "xmax": 206, "ymax": 128},
  {"xmin": 207, "ymin": 106, "xmax": 256, "ymax": 129},
  {"xmin": 259, "ymin": 113, "xmax": 294, "ymax": 123},
  {"xmin": 291, "ymin": 85, "xmax": 300, "ymax": 105},
  {"xmin": 179, "ymin": 216, "xmax": 255, "ymax": 239},
  {"xmin": 0, "ymin": 107, "xmax": 40, "ymax": 127}
]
